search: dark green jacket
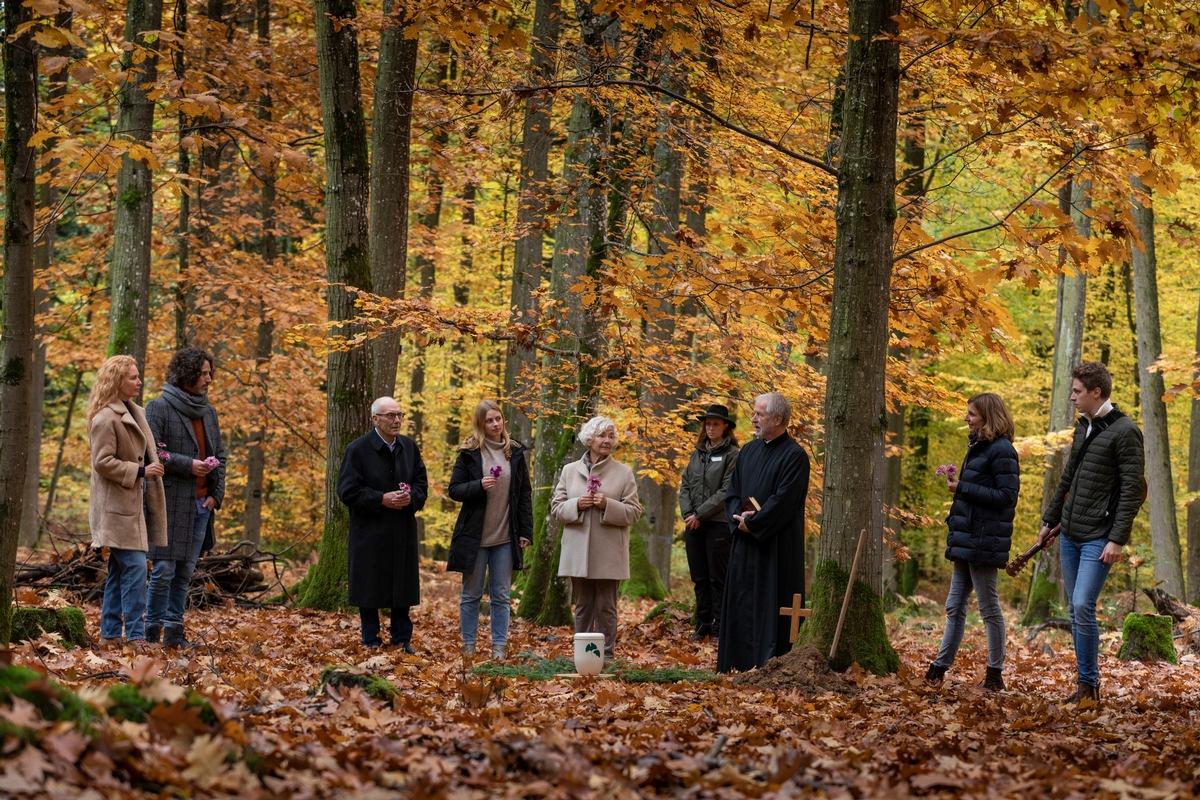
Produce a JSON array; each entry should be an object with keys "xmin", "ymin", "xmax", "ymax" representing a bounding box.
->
[
  {"xmin": 1042, "ymin": 407, "xmax": 1144, "ymax": 546},
  {"xmin": 679, "ymin": 437, "xmax": 740, "ymax": 524}
]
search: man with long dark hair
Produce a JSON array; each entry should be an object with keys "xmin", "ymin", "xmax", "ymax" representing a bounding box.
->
[{"xmin": 145, "ymin": 347, "xmax": 226, "ymax": 648}]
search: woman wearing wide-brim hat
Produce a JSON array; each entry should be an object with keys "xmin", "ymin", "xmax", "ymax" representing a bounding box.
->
[{"xmin": 678, "ymin": 404, "xmax": 740, "ymax": 642}]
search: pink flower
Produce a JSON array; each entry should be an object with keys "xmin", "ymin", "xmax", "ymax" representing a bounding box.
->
[
  {"xmin": 398, "ymin": 482, "xmax": 411, "ymax": 494},
  {"xmin": 490, "ymin": 466, "xmax": 503, "ymax": 478},
  {"xmin": 156, "ymin": 442, "xmax": 171, "ymax": 462},
  {"xmin": 935, "ymin": 464, "xmax": 958, "ymax": 479},
  {"xmin": 203, "ymin": 456, "xmax": 220, "ymax": 468},
  {"xmin": 586, "ymin": 476, "xmax": 602, "ymax": 494}
]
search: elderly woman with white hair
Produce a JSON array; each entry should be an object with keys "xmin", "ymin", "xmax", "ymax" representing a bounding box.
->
[{"xmin": 552, "ymin": 415, "xmax": 642, "ymax": 658}]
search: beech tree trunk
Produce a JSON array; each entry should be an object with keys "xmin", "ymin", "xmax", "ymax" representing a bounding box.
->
[
  {"xmin": 1, "ymin": 0, "xmax": 38, "ymax": 642},
  {"xmin": 1024, "ymin": 177, "xmax": 1088, "ymax": 624},
  {"xmin": 296, "ymin": 0, "xmax": 373, "ymax": 610},
  {"xmin": 504, "ymin": 0, "xmax": 560, "ymax": 446},
  {"xmin": 369, "ymin": 0, "xmax": 418, "ymax": 400},
  {"xmin": 241, "ymin": 0, "xmax": 277, "ymax": 546},
  {"xmin": 519, "ymin": 2, "xmax": 617, "ymax": 625},
  {"xmin": 797, "ymin": 0, "xmax": 901, "ymax": 675},
  {"xmin": 1130, "ymin": 167, "xmax": 1183, "ymax": 596},
  {"xmin": 108, "ymin": 0, "xmax": 165, "ymax": 371},
  {"xmin": 1187, "ymin": 296, "xmax": 1200, "ymax": 604}
]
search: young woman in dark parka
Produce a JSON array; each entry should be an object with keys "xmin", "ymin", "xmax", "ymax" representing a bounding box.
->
[
  {"xmin": 446, "ymin": 400, "xmax": 533, "ymax": 661},
  {"xmin": 925, "ymin": 392, "xmax": 1020, "ymax": 691}
]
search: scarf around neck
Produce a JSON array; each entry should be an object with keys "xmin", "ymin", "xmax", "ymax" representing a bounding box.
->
[{"xmin": 162, "ymin": 382, "xmax": 209, "ymax": 420}]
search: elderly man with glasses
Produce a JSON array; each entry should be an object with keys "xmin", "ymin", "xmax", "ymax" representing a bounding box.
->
[{"xmin": 337, "ymin": 396, "xmax": 428, "ymax": 652}]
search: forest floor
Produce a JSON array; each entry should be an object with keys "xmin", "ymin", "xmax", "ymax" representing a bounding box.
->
[{"xmin": 3, "ymin": 558, "xmax": 1200, "ymax": 799}]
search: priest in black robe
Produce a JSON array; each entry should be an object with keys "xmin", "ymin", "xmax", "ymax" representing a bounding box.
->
[{"xmin": 716, "ymin": 392, "xmax": 810, "ymax": 673}]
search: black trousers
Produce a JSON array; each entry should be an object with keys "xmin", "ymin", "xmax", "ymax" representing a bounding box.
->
[
  {"xmin": 684, "ymin": 520, "xmax": 732, "ymax": 632},
  {"xmin": 359, "ymin": 606, "xmax": 412, "ymax": 646}
]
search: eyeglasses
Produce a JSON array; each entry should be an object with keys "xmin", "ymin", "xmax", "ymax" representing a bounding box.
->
[{"xmin": 374, "ymin": 412, "xmax": 404, "ymax": 420}]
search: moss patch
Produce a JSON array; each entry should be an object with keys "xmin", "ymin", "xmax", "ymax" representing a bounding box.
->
[
  {"xmin": 643, "ymin": 599, "xmax": 692, "ymax": 623},
  {"xmin": 0, "ymin": 664, "xmax": 98, "ymax": 741},
  {"xmin": 318, "ymin": 667, "xmax": 399, "ymax": 701},
  {"xmin": 1021, "ymin": 561, "xmax": 1061, "ymax": 626},
  {"xmin": 11, "ymin": 607, "xmax": 88, "ymax": 647},
  {"xmin": 1118, "ymin": 613, "xmax": 1177, "ymax": 664}
]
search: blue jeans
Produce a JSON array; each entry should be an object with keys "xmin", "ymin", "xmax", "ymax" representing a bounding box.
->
[
  {"xmin": 460, "ymin": 543, "xmax": 514, "ymax": 649},
  {"xmin": 101, "ymin": 548, "xmax": 149, "ymax": 640},
  {"xmin": 934, "ymin": 560, "xmax": 1006, "ymax": 670},
  {"xmin": 147, "ymin": 502, "xmax": 209, "ymax": 628},
  {"xmin": 1060, "ymin": 535, "xmax": 1113, "ymax": 687}
]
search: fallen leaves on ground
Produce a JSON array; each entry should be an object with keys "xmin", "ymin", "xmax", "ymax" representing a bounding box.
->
[{"xmin": 3, "ymin": 561, "xmax": 1200, "ymax": 798}]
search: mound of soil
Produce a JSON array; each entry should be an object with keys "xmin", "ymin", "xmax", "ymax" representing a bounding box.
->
[{"xmin": 729, "ymin": 645, "xmax": 856, "ymax": 694}]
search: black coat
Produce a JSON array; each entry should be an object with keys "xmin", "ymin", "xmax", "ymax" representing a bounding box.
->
[
  {"xmin": 337, "ymin": 430, "xmax": 428, "ymax": 608},
  {"xmin": 445, "ymin": 442, "xmax": 534, "ymax": 574},
  {"xmin": 717, "ymin": 434, "xmax": 810, "ymax": 673},
  {"xmin": 145, "ymin": 396, "xmax": 224, "ymax": 560},
  {"xmin": 944, "ymin": 435, "xmax": 1020, "ymax": 568}
]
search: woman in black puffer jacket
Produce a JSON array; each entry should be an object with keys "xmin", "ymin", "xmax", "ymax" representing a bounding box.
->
[{"xmin": 925, "ymin": 393, "xmax": 1019, "ymax": 692}]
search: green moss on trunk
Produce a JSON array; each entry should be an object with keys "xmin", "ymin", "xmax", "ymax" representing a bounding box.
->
[
  {"xmin": 1020, "ymin": 563, "xmax": 1059, "ymax": 626},
  {"xmin": 796, "ymin": 559, "xmax": 899, "ymax": 675},
  {"xmin": 10, "ymin": 607, "xmax": 87, "ymax": 647},
  {"xmin": 621, "ymin": 523, "xmax": 666, "ymax": 600},
  {"xmin": 1117, "ymin": 613, "xmax": 1177, "ymax": 664},
  {"xmin": 295, "ymin": 505, "xmax": 351, "ymax": 610}
]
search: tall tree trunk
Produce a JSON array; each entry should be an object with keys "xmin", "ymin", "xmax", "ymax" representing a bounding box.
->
[
  {"xmin": 797, "ymin": 0, "xmax": 901, "ymax": 675},
  {"xmin": 43, "ymin": 370, "xmax": 84, "ymax": 524},
  {"xmin": 1130, "ymin": 164, "xmax": 1183, "ymax": 596},
  {"xmin": 504, "ymin": 0, "xmax": 561, "ymax": 446},
  {"xmin": 1187, "ymin": 297, "xmax": 1200, "ymax": 604},
  {"xmin": 241, "ymin": 0, "xmax": 277, "ymax": 545},
  {"xmin": 1023, "ymin": 177, "xmax": 1088, "ymax": 624},
  {"xmin": 446, "ymin": 177, "xmax": 477, "ymax": 448},
  {"xmin": 108, "ymin": 0, "xmax": 165, "ymax": 371},
  {"xmin": 174, "ymin": 0, "xmax": 193, "ymax": 348},
  {"xmin": 1, "ymin": 0, "xmax": 38, "ymax": 642},
  {"xmin": 519, "ymin": 3, "xmax": 618, "ymax": 625},
  {"xmin": 369, "ymin": 0, "xmax": 418, "ymax": 399},
  {"xmin": 296, "ymin": 0, "xmax": 373, "ymax": 609}
]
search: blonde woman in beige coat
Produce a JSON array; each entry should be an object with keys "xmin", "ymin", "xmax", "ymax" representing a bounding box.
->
[
  {"xmin": 552, "ymin": 416, "xmax": 642, "ymax": 658},
  {"xmin": 86, "ymin": 356, "xmax": 168, "ymax": 647}
]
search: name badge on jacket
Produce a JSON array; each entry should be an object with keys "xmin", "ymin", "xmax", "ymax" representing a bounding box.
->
[{"xmin": 711, "ymin": 456, "xmax": 723, "ymax": 462}]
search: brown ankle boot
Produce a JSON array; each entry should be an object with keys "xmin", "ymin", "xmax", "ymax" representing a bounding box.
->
[{"xmin": 1062, "ymin": 681, "xmax": 1100, "ymax": 704}]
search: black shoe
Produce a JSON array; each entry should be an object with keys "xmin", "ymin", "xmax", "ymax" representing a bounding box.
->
[
  {"xmin": 689, "ymin": 625, "xmax": 712, "ymax": 643},
  {"xmin": 1063, "ymin": 681, "xmax": 1100, "ymax": 705},
  {"xmin": 984, "ymin": 667, "xmax": 1005, "ymax": 692},
  {"xmin": 397, "ymin": 642, "xmax": 416, "ymax": 655},
  {"xmin": 145, "ymin": 624, "xmax": 162, "ymax": 644},
  {"xmin": 162, "ymin": 625, "xmax": 189, "ymax": 649},
  {"xmin": 924, "ymin": 663, "xmax": 947, "ymax": 684},
  {"xmin": 363, "ymin": 640, "xmax": 382, "ymax": 650}
]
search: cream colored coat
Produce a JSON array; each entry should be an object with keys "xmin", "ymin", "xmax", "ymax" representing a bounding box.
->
[
  {"xmin": 89, "ymin": 401, "xmax": 168, "ymax": 551},
  {"xmin": 553, "ymin": 455, "xmax": 642, "ymax": 580}
]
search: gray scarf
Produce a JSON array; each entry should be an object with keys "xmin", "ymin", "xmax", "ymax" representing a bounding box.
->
[{"xmin": 162, "ymin": 382, "xmax": 209, "ymax": 420}]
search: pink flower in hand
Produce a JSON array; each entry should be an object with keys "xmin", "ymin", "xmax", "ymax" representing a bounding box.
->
[
  {"xmin": 398, "ymin": 482, "xmax": 411, "ymax": 494},
  {"xmin": 935, "ymin": 464, "xmax": 957, "ymax": 479},
  {"xmin": 156, "ymin": 442, "xmax": 171, "ymax": 462},
  {"xmin": 490, "ymin": 466, "xmax": 503, "ymax": 478},
  {"xmin": 203, "ymin": 456, "xmax": 220, "ymax": 468},
  {"xmin": 586, "ymin": 476, "xmax": 602, "ymax": 494}
]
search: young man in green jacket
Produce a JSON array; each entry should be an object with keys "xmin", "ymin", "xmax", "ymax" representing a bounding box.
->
[{"xmin": 1037, "ymin": 362, "xmax": 1145, "ymax": 704}]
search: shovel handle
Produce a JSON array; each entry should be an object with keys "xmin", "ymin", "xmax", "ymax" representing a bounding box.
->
[{"xmin": 829, "ymin": 528, "xmax": 867, "ymax": 663}]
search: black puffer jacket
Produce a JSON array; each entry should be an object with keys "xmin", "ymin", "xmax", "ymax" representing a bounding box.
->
[
  {"xmin": 944, "ymin": 434, "xmax": 1020, "ymax": 568},
  {"xmin": 1042, "ymin": 407, "xmax": 1144, "ymax": 545},
  {"xmin": 445, "ymin": 441, "xmax": 533, "ymax": 574}
]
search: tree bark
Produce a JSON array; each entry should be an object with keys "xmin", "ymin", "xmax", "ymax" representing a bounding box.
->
[
  {"xmin": 798, "ymin": 0, "xmax": 901, "ymax": 675},
  {"xmin": 369, "ymin": 0, "xmax": 418, "ymax": 399},
  {"xmin": 1130, "ymin": 164, "xmax": 1183, "ymax": 596},
  {"xmin": 503, "ymin": 0, "xmax": 561, "ymax": 446},
  {"xmin": 1187, "ymin": 296, "xmax": 1200, "ymax": 604},
  {"xmin": 107, "ymin": 0, "xmax": 165, "ymax": 373},
  {"xmin": 519, "ymin": 2, "xmax": 617, "ymax": 625},
  {"xmin": 1024, "ymin": 176, "xmax": 1088, "ymax": 624},
  {"xmin": 296, "ymin": 0, "xmax": 373, "ymax": 610},
  {"xmin": 1, "ymin": 0, "xmax": 38, "ymax": 642}
]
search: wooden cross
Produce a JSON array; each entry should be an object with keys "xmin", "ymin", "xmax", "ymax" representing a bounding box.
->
[{"xmin": 779, "ymin": 593, "xmax": 812, "ymax": 644}]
